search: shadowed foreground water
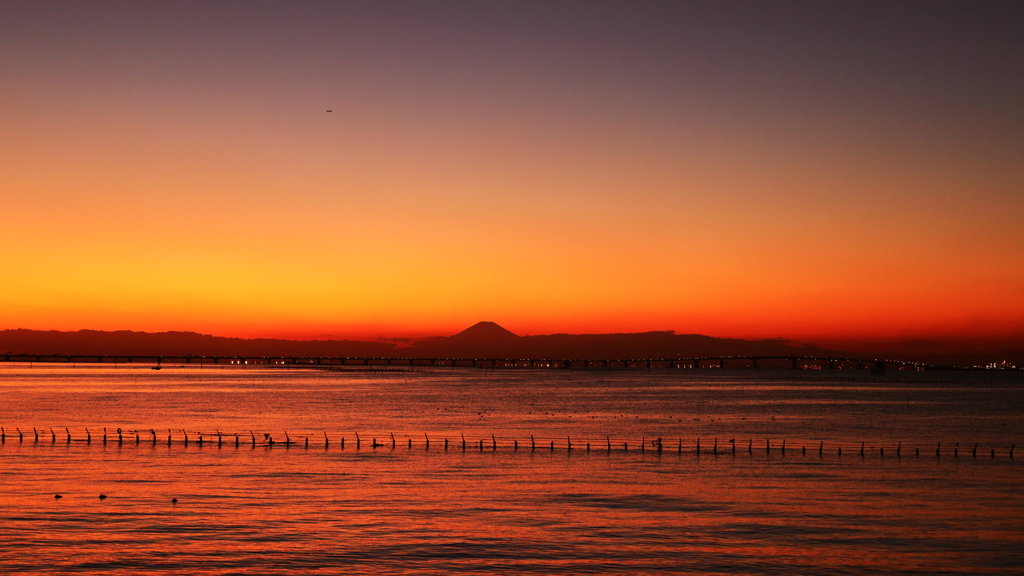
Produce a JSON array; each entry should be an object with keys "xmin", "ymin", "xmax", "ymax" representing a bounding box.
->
[{"xmin": 0, "ymin": 366, "xmax": 1021, "ymax": 574}]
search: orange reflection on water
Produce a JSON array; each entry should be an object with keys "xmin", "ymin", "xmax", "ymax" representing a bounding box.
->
[{"xmin": 0, "ymin": 367, "xmax": 1021, "ymax": 573}]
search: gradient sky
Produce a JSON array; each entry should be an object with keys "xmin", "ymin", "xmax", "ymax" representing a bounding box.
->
[{"xmin": 2, "ymin": 1, "xmax": 1022, "ymax": 343}]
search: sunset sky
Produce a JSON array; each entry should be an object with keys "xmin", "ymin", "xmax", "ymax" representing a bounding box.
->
[{"xmin": 2, "ymin": 2, "xmax": 1022, "ymax": 345}]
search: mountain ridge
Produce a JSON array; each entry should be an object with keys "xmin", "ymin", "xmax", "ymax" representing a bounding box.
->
[{"xmin": 0, "ymin": 324, "xmax": 1019, "ymax": 366}]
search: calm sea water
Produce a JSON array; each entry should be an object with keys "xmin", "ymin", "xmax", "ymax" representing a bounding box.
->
[{"xmin": 0, "ymin": 365, "xmax": 1021, "ymax": 574}]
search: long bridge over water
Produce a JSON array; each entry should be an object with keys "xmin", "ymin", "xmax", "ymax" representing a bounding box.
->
[{"xmin": 0, "ymin": 354, "xmax": 930, "ymax": 372}]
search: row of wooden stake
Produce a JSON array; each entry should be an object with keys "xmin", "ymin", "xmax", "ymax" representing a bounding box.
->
[{"xmin": 0, "ymin": 427, "xmax": 1016, "ymax": 459}]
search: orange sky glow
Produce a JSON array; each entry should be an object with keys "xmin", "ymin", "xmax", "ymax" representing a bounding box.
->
[{"xmin": 1, "ymin": 3, "xmax": 1022, "ymax": 344}]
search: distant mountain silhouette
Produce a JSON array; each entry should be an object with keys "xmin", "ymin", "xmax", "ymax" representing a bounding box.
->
[
  {"xmin": 450, "ymin": 321, "xmax": 520, "ymax": 342},
  {"xmin": 2, "ymin": 325, "xmax": 841, "ymax": 360},
  {"xmin": 412, "ymin": 321, "xmax": 519, "ymax": 357},
  {"xmin": 1, "ymin": 324, "xmax": 1019, "ymax": 366},
  {"xmin": 0, "ymin": 329, "xmax": 395, "ymax": 358}
]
